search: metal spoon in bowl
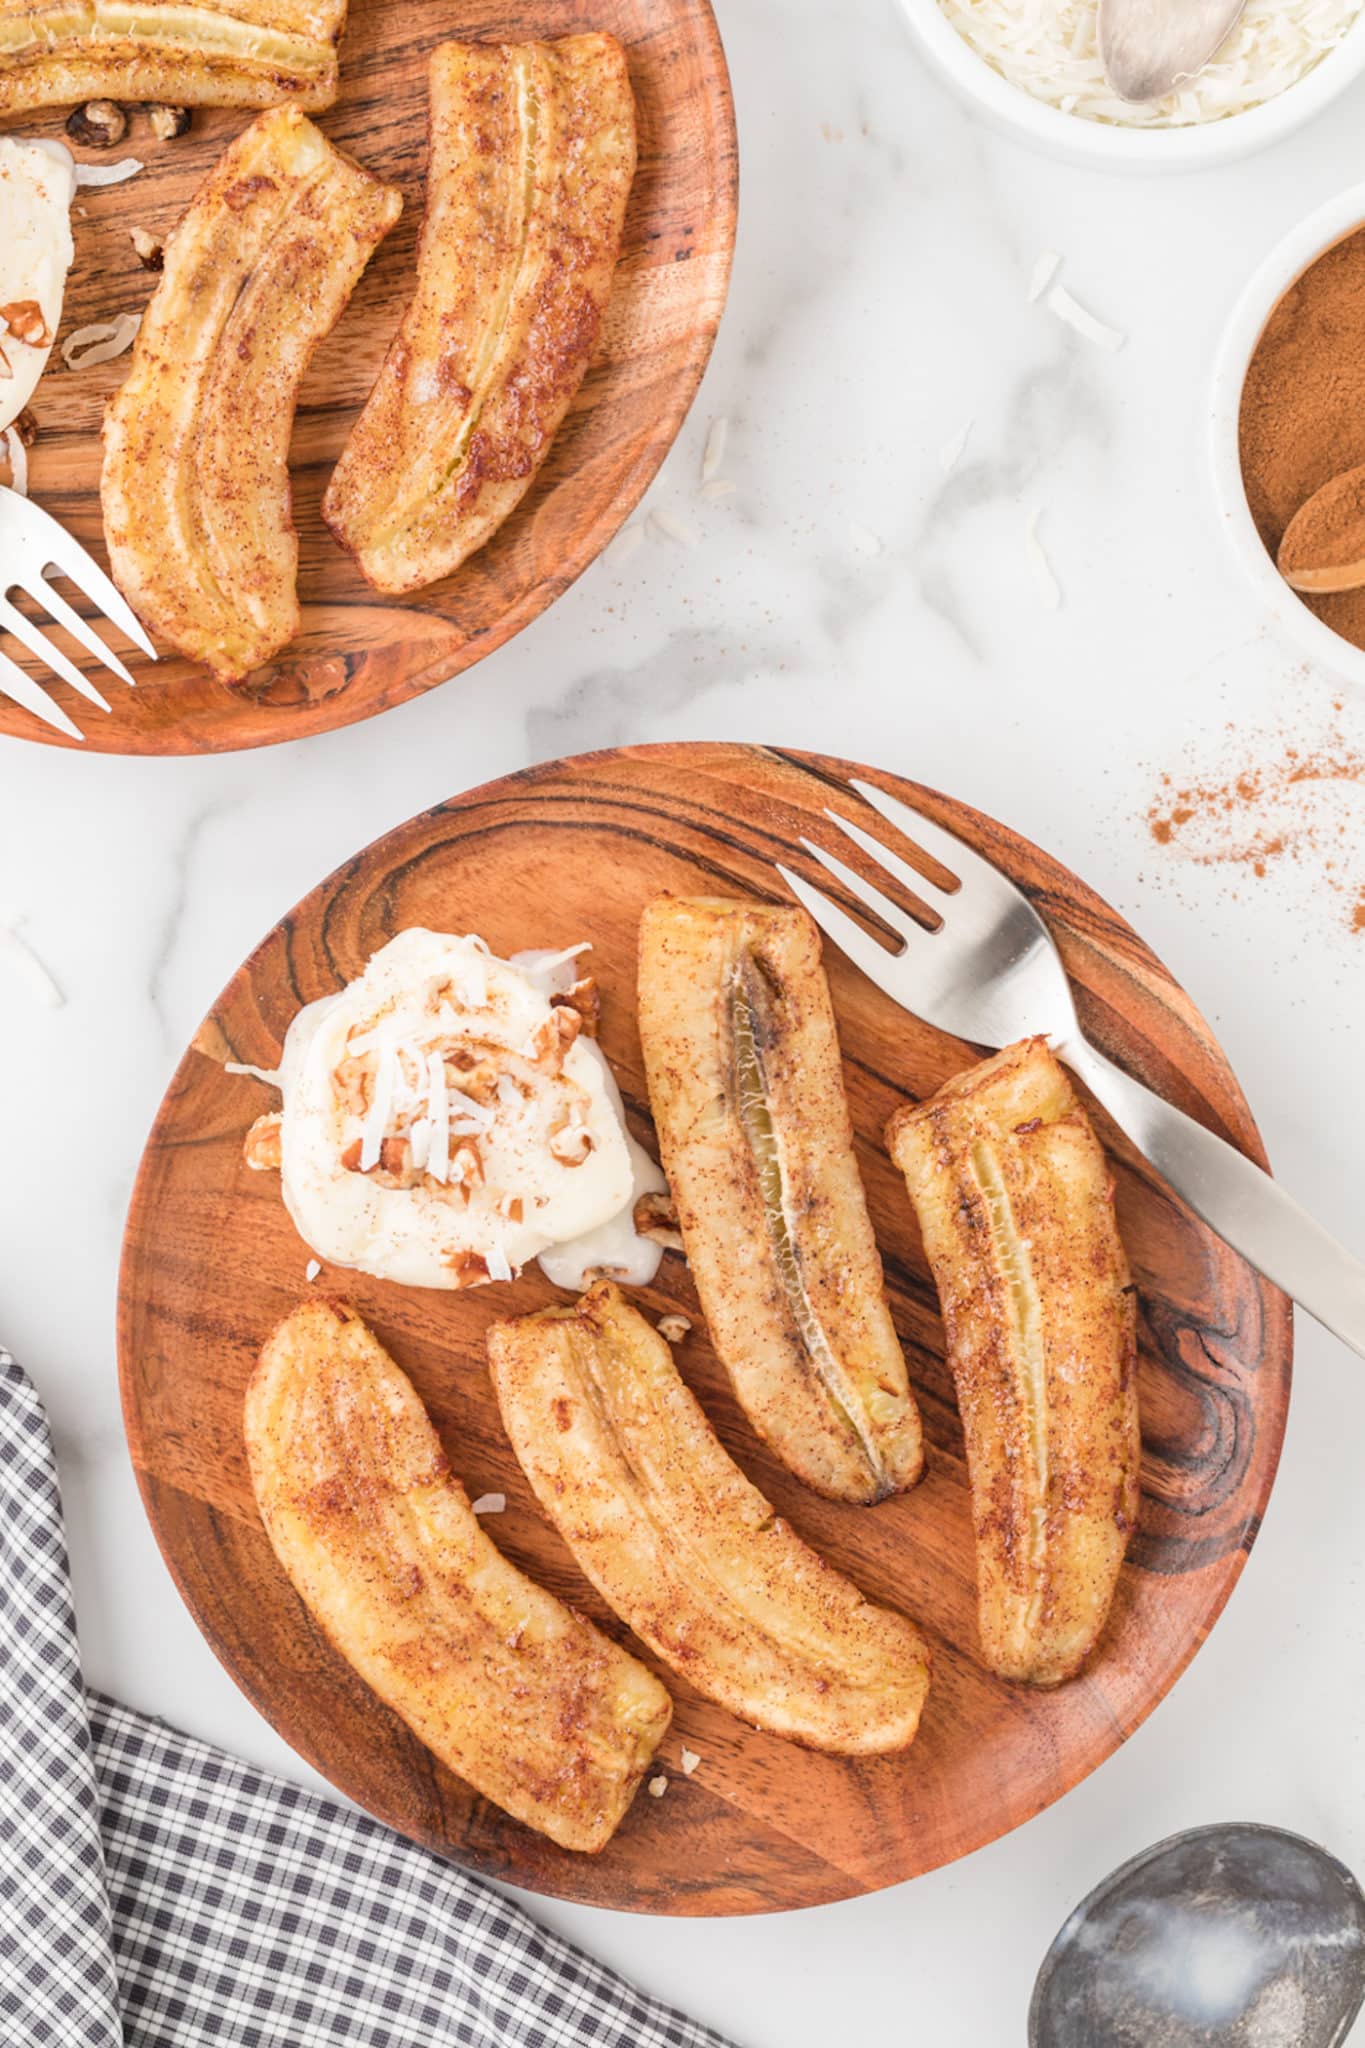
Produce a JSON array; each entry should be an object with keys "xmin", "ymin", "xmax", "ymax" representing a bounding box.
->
[
  {"xmin": 1098, "ymin": 0, "xmax": 1247, "ymax": 101},
  {"xmin": 1277, "ymin": 464, "xmax": 1365, "ymax": 594},
  {"xmin": 1030, "ymin": 1824, "xmax": 1365, "ymax": 2047}
]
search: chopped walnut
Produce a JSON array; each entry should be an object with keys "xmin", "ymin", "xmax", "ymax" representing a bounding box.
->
[
  {"xmin": 450, "ymin": 1139, "xmax": 485, "ymax": 1194},
  {"xmin": 439, "ymin": 1047, "xmax": 491, "ymax": 1098},
  {"xmin": 551, "ymin": 974, "xmax": 600, "ymax": 1038},
  {"xmin": 657, "ymin": 1313, "xmax": 691, "ymax": 1345},
  {"xmin": 527, "ymin": 1008, "xmax": 581, "ymax": 1074},
  {"xmin": 128, "ymin": 226, "xmax": 164, "ymax": 270},
  {"xmin": 634, "ymin": 1189, "xmax": 683, "ymax": 1250},
  {"xmin": 12, "ymin": 408, "xmax": 37, "ymax": 448},
  {"xmin": 548, "ymin": 1119, "xmax": 594, "ymax": 1167},
  {"xmin": 446, "ymin": 1250, "xmax": 490, "ymax": 1288},
  {"xmin": 146, "ymin": 103, "xmax": 192, "ymax": 140},
  {"xmin": 67, "ymin": 99, "xmax": 127, "ymax": 147},
  {"xmin": 243, "ymin": 1112, "xmax": 282, "ymax": 1172},
  {"xmin": 0, "ymin": 300, "xmax": 52, "ymax": 350}
]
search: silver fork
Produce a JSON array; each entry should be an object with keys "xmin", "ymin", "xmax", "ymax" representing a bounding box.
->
[
  {"xmin": 0, "ymin": 485, "xmax": 155, "ymax": 739},
  {"xmin": 778, "ymin": 777, "xmax": 1365, "ymax": 1360}
]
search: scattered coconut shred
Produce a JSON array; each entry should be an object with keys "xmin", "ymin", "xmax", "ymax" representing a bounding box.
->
[
  {"xmin": 73, "ymin": 157, "xmax": 143, "ymax": 188},
  {"xmin": 1047, "ymin": 283, "xmax": 1124, "ymax": 353},
  {"xmin": 62, "ymin": 311, "xmax": 142, "ymax": 371},
  {"xmin": 939, "ymin": 0, "xmax": 1363, "ymax": 126}
]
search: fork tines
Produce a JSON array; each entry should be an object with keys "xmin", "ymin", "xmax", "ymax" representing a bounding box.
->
[{"xmin": 0, "ymin": 486, "xmax": 154, "ymax": 739}]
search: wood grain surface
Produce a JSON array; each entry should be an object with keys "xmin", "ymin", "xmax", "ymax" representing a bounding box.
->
[
  {"xmin": 118, "ymin": 743, "xmax": 1293, "ymax": 1915},
  {"xmin": 0, "ymin": 1, "xmax": 736, "ymax": 753}
]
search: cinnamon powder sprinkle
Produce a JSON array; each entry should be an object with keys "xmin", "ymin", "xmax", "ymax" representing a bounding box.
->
[{"xmin": 1145, "ymin": 689, "xmax": 1365, "ymax": 933}]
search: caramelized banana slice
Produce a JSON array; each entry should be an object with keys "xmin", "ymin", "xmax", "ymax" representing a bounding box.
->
[
  {"xmin": 323, "ymin": 35, "xmax": 636, "ymax": 595},
  {"xmin": 637, "ymin": 895, "xmax": 923, "ymax": 1504},
  {"xmin": 245, "ymin": 1300, "xmax": 671, "ymax": 1853},
  {"xmin": 0, "ymin": 0, "xmax": 346, "ymax": 114},
  {"xmin": 102, "ymin": 107, "xmax": 400, "ymax": 683},
  {"xmin": 488, "ymin": 1283, "xmax": 931, "ymax": 1755},
  {"xmin": 887, "ymin": 1038, "xmax": 1140, "ymax": 1688}
]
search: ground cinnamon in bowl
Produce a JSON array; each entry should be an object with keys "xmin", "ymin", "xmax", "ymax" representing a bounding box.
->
[{"xmin": 1239, "ymin": 223, "xmax": 1365, "ymax": 650}]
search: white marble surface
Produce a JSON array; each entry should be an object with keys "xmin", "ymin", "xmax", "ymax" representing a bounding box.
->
[{"xmin": 4, "ymin": 2, "xmax": 1365, "ymax": 2041}]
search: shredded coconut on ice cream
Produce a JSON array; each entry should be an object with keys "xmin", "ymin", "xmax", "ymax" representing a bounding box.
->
[{"xmin": 938, "ymin": 0, "xmax": 1363, "ymax": 127}]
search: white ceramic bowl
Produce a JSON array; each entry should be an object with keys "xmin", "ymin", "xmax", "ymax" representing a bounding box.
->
[
  {"xmin": 1210, "ymin": 181, "xmax": 1365, "ymax": 690},
  {"xmin": 896, "ymin": 0, "xmax": 1365, "ymax": 169}
]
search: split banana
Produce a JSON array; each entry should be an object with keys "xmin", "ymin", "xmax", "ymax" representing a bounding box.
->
[
  {"xmin": 637, "ymin": 894, "xmax": 923, "ymax": 1503},
  {"xmin": 323, "ymin": 36, "xmax": 636, "ymax": 594},
  {"xmin": 245, "ymin": 1300, "xmax": 671, "ymax": 1852},
  {"xmin": 0, "ymin": 0, "xmax": 347, "ymax": 115},
  {"xmin": 102, "ymin": 108, "xmax": 400, "ymax": 683},
  {"xmin": 887, "ymin": 1038, "xmax": 1141, "ymax": 1687},
  {"xmin": 487, "ymin": 1282, "xmax": 931, "ymax": 1755}
]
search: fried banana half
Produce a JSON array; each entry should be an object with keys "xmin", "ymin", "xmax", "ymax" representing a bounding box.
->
[
  {"xmin": 245, "ymin": 1300, "xmax": 672, "ymax": 1853},
  {"xmin": 887, "ymin": 1038, "xmax": 1141, "ymax": 1688},
  {"xmin": 322, "ymin": 35, "xmax": 636, "ymax": 595},
  {"xmin": 637, "ymin": 895, "xmax": 923, "ymax": 1505},
  {"xmin": 488, "ymin": 1283, "xmax": 931, "ymax": 1755},
  {"xmin": 102, "ymin": 107, "xmax": 400, "ymax": 684},
  {"xmin": 0, "ymin": 0, "xmax": 346, "ymax": 115}
]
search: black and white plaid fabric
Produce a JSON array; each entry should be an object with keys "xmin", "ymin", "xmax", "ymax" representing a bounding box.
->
[{"xmin": 0, "ymin": 1349, "xmax": 738, "ymax": 2048}]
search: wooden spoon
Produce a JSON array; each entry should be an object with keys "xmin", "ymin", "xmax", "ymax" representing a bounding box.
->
[
  {"xmin": 1097, "ymin": 0, "xmax": 1246, "ymax": 101},
  {"xmin": 1277, "ymin": 464, "xmax": 1365, "ymax": 595}
]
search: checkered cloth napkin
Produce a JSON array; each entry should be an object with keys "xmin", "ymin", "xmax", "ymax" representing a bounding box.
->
[{"xmin": 0, "ymin": 1348, "xmax": 737, "ymax": 2048}]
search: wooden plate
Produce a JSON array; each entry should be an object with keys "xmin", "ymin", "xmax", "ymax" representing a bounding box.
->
[
  {"xmin": 118, "ymin": 743, "xmax": 1292, "ymax": 1914},
  {"xmin": 0, "ymin": 2, "xmax": 736, "ymax": 754}
]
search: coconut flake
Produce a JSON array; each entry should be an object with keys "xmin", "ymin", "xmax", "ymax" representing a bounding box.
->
[
  {"xmin": 2, "ymin": 424, "xmax": 28, "ymax": 497},
  {"xmin": 680, "ymin": 1748, "xmax": 700, "ymax": 1775},
  {"xmin": 647, "ymin": 1775, "xmax": 668, "ymax": 1798},
  {"xmin": 0, "ymin": 922, "xmax": 63, "ymax": 1007},
  {"xmin": 359, "ymin": 1043, "xmax": 398, "ymax": 1171},
  {"xmin": 472, "ymin": 1493, "xmax": 506, "ymax": 1515},
  {"xmin": 1028, "ymin": 250, "xmax": 1061, "ymax": 302},
  {"xmin": 1046, "ymin": 283, "xmax": 1125, "ymax": 352},
  {"xmin": 73, "ymin": 157, "xmax": 143, "ymax": 187},
  {"xmin": 1025, "ymin": 507, "xmax": 1062, "ymax": 610},
  {"xmin": 937, "ymin": 0, "xmax": 1364, "ymax": 127},
  {"xmin": 485, "ymin": 1241, "xmax": 513, "ymax": 1284},
  {"xmin": 305, "ymin": 1259, "xmax": 321, "ymax": 1282},
  {"xmin": 938, "ymin": 418, "xmax": 973, "ymax": 474},
  {"xmin": 701, "ymin": 416, "xmax": 729, "ymax": 482},
  {"xmin": 515, "ymin": 942, "xmax": 591, "ymax": 988},
  {"xmin": 224, "ymin": 1060, "xmax": 282, "ymax": 1086},
  {"xmin": 646, "ymin": 505, "xmax": 696, "ymax": 547},
  {"xmin": 425, "ymin": 1050, "xmax": 449, "ymax": 1183},
  {"xmin": 61, "ymin": 311, "xmax": 142, "ymax": 371},
  {"xmin": 607, "ymin": 523, "xmax": 644, "ymax": 567}
]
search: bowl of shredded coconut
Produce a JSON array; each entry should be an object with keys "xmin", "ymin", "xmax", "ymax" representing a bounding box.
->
[{"xmin": 899, "ymin": 0, "xmax": 1365, "ymax": 163}]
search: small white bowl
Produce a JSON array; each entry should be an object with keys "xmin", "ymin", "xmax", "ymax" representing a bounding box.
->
[
  {"xmin": 896, "ymin": 0, "xmax": 1365, "ymax": 170},
  {"xmin": 1210, "ymin": 181, "xmax": 1365, "ymax": 690}
]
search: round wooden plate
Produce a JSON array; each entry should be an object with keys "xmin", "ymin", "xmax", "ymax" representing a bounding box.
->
[
  {"xmin": 0, "ymin": 2, "xmax": 735, "ymax": 754},
  {"xmin": 118, "ymin": 743, "xmax": 1292, "ymax": 1914}
]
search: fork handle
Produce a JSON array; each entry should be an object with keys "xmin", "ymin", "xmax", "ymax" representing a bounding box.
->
[{"xmin": 1059, "ymin": 1033, "xmax": 1365, "ymax": 1360}]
